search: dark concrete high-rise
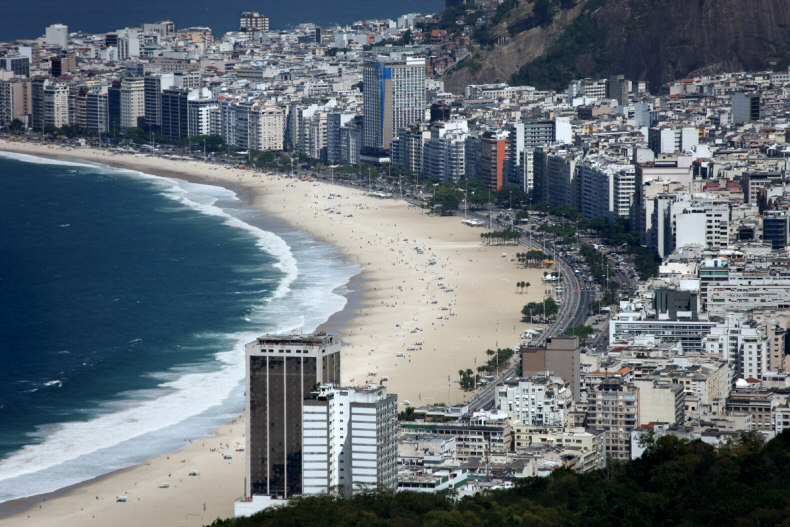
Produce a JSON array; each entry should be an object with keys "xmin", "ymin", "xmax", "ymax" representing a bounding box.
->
[
  {"xmin": 521, "ymin": 337, "xmax": 580, "ymax": 401},
  {"xmin": 245, "ymin": 333, "xmax": 341, "ymax": 498},
  {"xmin": 160, "ymin": 88, "xmax": 189, "ymax": 140}
]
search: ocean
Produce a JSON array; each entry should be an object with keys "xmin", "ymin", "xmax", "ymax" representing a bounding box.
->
[
  {"xmin": 0, "ymin": 153, "xmax": 358, "ymax": 504},
  {"xmin": 2, "ymin": 0, "xmax": 443, "ymax": 42}
]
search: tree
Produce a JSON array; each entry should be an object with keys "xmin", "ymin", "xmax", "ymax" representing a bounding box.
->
[
  {"xmin": 429, "ymin": 185, "xmax": 460, "ymax": 212},
  {"xmin": 494, "ymin": 184, "xmax": 528, "ymax": 208},
  {"xmin": 565, "ymin": 325, "xmax": 595, "ymax": 340},
  {"xmin": 7, "ymin": 118, "xmax": 24, "ymax": 132},
  {"xmin": 463, "ymin": 178, "xmax": 489, "ymax": 208},
  {"xmin": 397, "ymin": 406, "xmax": 416, "ymax": 421},
  {"xmin": 532, "ymin": 0, "xmax": 554, "ymax": 27}
]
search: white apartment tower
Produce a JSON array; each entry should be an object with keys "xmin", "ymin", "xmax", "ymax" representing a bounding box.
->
[
  {"xmin": 363, "ymin": 57, "xmax": 426, "ymax": 153},
  {"xmin": 424, "ymin": 120, "xmax": 468, "ymax": 182},
  {"xmin": 119, "ymin": 77, "xmax": 145, "ymax": 130},
  {"xmin": 45, "ymin": 24, "xmax": 69, "ymax": 48},
  {"xmin": 43, "ymin": 83, "xmax": 69, "ymax": 129},
  {"xmin": 669, "ymin": 194, "xmax": 730, "ymax": 251},
  {"xmin": 303, "ymin": 385, "xmax": 398, "ymax": 496},
  {"xmin": 221, "ymin": 100, "xmax": 285, "ymax": 152}
]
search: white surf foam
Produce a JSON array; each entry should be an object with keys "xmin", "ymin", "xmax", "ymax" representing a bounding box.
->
[
  {"xmin": 0, "ymin": 151, "xmax": 100, "ymax": 169},
  {"xmin": 118, "ymin": 170, "xmax": 299, "ymax": 300}
]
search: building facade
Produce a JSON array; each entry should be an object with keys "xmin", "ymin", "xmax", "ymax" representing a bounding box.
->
[
  {"xmin": 362, "ymin": 57, "xmax": 426, "ymax": 154},
  {"xmin": 303, "ymin": 384, "xmax": 398, "ymax": 496},
  {"xmin": 245, "ymin": 333, "xmax": 341, "ymax": 498}
]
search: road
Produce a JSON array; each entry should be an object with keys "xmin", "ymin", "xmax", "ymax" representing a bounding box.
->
[{"xmin": 463, "ymin": 212, "xmax": 591, "ymax": 412}]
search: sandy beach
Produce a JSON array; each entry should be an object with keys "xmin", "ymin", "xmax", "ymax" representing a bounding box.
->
[{"xmin": 0, "ymin": 140, "xmax": 549, "ymax": 526}]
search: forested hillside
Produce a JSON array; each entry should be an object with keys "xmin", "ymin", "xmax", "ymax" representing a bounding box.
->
[{"xmin": 211, "ymin": 430, "xmax": 790, "ymax": 526}]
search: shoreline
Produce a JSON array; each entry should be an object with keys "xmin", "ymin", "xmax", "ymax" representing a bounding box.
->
[{"xmin": 0, "ymin": 140, "xmax": 548, "ymax": 526}]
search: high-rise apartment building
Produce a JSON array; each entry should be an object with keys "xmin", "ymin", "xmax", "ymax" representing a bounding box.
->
[
  {"xmin": 496, "ymin": 375, "xmax": 572, "ymax": 426},
  {"xmin": 732, "ymin": 91, "xmax": 760, "ymax": 124},
  {"xmin": 30, "ymin": 77, "xmax": 46, "ymax": 131},
  {"xmin": 362, "ymin": 57, "xmax": 426, "ymax": 154},
  {"xmin": 43, "ymin": 83, "xmax": 69, "ymax": 129},
  {"xmin": 240, "ymin": 12, "xmax": 270, "ymax": 32},
  {"xmin": 327, "ymin": 113, "xmax": 356, "ymax": 164},
  {"xmin": 479, "ymin": 132, "xmax": 509, "ymax": 190},
  {"xmin": 187, "ymin": 97, "xmax": 219, "ymax": 137},
  {"xmin": 521, "ymin": 337, "xmax": 581, "ymax": 401},
  {"xmin": 424, "ymin": 120, "xmax": 468, "ymax": 183},
  {"xmin": 119, "ymin": 77, "xmax": 145, "ymax": 130},
  {"xmin": 0, "ymin": 56, "xmax": 30, "ymax": 78},
  {"xmin": 585, "ymin": 374, "xmax": 639, "ymax": 460},
  {"xmin": 339, "ymin": 119, "xmax": 363, "ymax": 165},
  {"xmin": 391, "ymin": 123, "xmax": 430, "ymax": 175},
  {"xmin": 86, "ymin": 87, "xmax": 108, "ymax": 133},
  {"xmin": 142, "ymin": 21, "xmax": 174, "ymax": 39},
  {"xmin": 222, "ymin": 99, "xmax": 285, "ymax": 151},
  {"xmin": 107, "ymin": 82, "xmax": 121, "ymax": 132},
  {"xmin": 532, "ymin": 149, "xmax": 579, "ymax": 209},
  {"xmin": 45, "ymin": 24, "xmax": 68, "ymax": 48},
  {"xmin": 0, "ymin": 79, "xmax": 30, "ymax": 125},
  {"xmin": 144, "ymin": 73, "xmax": 175, "ymax": 129},
  {"xmin": 245, "ymin": 333, "xmax": 341, "ymax": 498},
  {"xmin": 763, "ymin": 209, "xmax": 790, "ymax": 250},
  {"xmin": 606, "ymin": 74, "xmax": 628, "ymax": 105},
  {"xmin": 69, "ymin": 86, "xmax": 88, "ymax": 129},
  {"xmin": 303, "ymin": 384, "xmax": 398, "ymax": 496},
  {"xmin": 160, "ymin": 88, "xmax": 189, "ymax": 140}
]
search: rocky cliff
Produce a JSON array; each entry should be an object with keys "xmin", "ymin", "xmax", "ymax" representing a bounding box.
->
[{"xmin": 442, "ymin": 0, "xmax": 790, "ymax": 93}]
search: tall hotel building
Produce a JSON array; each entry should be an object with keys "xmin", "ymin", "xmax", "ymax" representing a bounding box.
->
[
  {"xmin": 362, "ymin": 57, "xmax": 426, "ymax": 155},
  {"xmin": 245, "ymin": 333, "xmax": 341, "ymax": 498}
]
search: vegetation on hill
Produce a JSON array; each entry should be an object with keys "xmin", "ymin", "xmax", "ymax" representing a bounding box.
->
[
  {"xmin": 773, "ymin": 41, "xmax": 790, "ymax": 72},
  {"xmin": 509, "ymin": 1, "xmax": 608, "ymax": 90},
  {"xmin": 210, "ymin": 431, "xmax": 790, "ymax": 527}
]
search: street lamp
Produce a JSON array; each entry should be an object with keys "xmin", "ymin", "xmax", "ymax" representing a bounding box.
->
[
  {"xmin": 509, "ymin": 190, "xmax": 513, "ymax": 228},
  {"xmin": 464, "ymin": 185, "xmax": 468, "ymax": 219},
  {"xmin": 488, "ymin": 187, "xmax": 492, "ymax": 229}
]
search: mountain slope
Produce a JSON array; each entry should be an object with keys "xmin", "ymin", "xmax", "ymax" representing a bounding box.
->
[{"xmin": 443, "ymin": 0, "xmax": 790, "ymax": 93}]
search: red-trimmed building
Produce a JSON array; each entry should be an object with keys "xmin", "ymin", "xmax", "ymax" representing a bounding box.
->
[{"xmin": 480, "ymin": 131, "xmax": 509, "ymax": 190}]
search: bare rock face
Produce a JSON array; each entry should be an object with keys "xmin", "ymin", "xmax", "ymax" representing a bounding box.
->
[
  {"xmin": 597, "ymin": 0, "xmax": 790, "ymax": 89},
  {"xmin": 443, "ymin": 2, "xmax": 585, "ymax": 93},
  {"xmin": 442, "ymin": 0, "xmax": 790, "ymax": 93}
]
